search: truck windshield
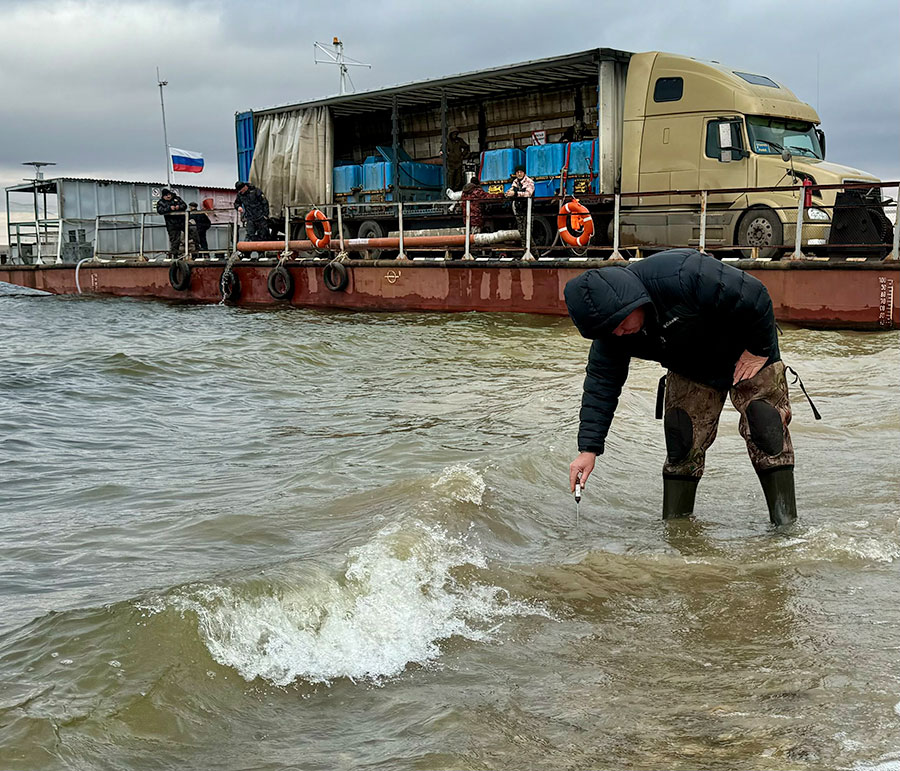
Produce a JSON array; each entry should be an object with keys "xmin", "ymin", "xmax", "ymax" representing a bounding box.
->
[{"xmin": 747, "ymin": 116, "xmax": 823, "ymax": 159}]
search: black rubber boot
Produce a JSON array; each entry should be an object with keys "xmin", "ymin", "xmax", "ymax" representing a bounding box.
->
[
  {"xmin": 758, "ymin": 467, "xmax": 797, "ymax": 526},
  {"xmin": 662, "ymin": 477, "xmax": 699, "ymax": 519}
]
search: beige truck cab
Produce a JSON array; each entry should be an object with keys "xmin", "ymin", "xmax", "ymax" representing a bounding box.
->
[{"xmin": 619, "ymin": 52, "xmax": 882, "ymax": 256}]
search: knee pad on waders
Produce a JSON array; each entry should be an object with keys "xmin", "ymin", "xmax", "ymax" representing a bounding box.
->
[
  {"xmin": 746, "ymin": 399, "xmax": 784, "ymax": 456},
  {"xmin": 664, "ymin": 408, "xmax": 693, "ymax": 464}
]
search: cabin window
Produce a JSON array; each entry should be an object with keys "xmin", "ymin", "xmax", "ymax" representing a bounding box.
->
[
  {"xmin": 706, "ymin": 120, "xmax": 745, "ymax": 161},
  {"xmin": 653, "ymin": 77, "xmax": 683, "ymax": 103},
  {"xmin": 734, "ymin": 72, "xmax": 779, "ymax": 88}
]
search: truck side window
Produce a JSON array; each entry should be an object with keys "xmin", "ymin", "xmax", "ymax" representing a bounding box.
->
[
  {"xmin": 706, "ymin": 120, "xmax": 744, "ymax": 161},
  {"xmin": 653, "ymin": 77, "xmax": 683, "ymax": 102}
]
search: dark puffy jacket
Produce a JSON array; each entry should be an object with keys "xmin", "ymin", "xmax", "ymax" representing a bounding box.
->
[
  {"xmin": 156, "ymin": 194, "xmax": 187, "ymax": 225},
  {"xmin": 564, "ymin": 249, "xmax": 779, "ymax": 454},
  {"xmin": 234, "ymin": 185, "xmax": 269, "ymax": 221}
]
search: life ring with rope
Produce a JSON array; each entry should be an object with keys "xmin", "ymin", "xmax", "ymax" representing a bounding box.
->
[
  {"xmin": 305, "ymin": 209, "xmax": 332, "ymax": 249},
  {"xmin": 557, "ymin": 199, "xmax": 595, "ymax": 248}
]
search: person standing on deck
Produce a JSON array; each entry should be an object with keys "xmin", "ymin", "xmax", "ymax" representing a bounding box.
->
[
  {"xmin": 505, "ymin": 165, "xmax": 534, "ymax": 253},
  {"xmin": 156, "ymin": 189, "xmax": 188, "ymax": 258},
  {"xmin": 565, "ymin": 248, "xmax": 799, "ymax": 526},
  {"xmin": 445, "ymin": 127, "xmax": 470, "ymax": 192},
  {"xmin": 234, "ymin": 182, "xmax": 270, "ymax": 242},
  {"xmin": 188, "ymin": 202, "xmax": 211, "ymax": 252}
]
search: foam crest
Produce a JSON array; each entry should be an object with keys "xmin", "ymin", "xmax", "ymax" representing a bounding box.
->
[
  {"xmin": 167, "ymin": 521, "xmax": 546, "ymax": 686},
  {"xmin": 431, "ymin": 463, "xmax": 487, "ymax": 505}
]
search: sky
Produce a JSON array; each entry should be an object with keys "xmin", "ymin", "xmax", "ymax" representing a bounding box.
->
[{"xmin": 1, "ymin": 0, "xmax": 898, "ymax": 241}]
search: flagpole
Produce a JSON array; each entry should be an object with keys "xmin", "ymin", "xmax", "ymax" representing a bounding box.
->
[{"xmin": 157, "ymin": 67, "xmax": 172, "ymax": 186}]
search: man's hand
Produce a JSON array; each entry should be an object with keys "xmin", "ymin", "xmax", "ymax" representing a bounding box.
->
[
  {"xmin": 569, "ymin": 452, "xmax": 596, "ymax": 492},
  {"xmin": 733, "ymin": 350, "xmax": 768, "ymax": 385}
]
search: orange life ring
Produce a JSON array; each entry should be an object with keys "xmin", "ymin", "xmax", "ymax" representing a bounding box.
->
[
  {"xmin": 557, "ymin": 199, "xmax": 595, "ymax": 248},
  {"xmin": 305, "ymin": 209, "xmax": 332, "ymax": 248}
]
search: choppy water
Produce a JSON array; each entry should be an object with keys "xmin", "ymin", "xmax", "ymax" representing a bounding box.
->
[{"xmin": 1, "ymin": 286, "xmax": 898, "ymax": 771}]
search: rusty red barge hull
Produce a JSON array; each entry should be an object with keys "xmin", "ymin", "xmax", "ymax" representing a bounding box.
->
[{"xmin": 1, "ymin": 259, "xmax": 897, "ymax": 330}]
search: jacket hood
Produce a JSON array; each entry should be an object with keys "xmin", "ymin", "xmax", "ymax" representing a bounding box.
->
[{"xmin": 564, "ymin": 266, "xmax": 652, "ymax": 338}]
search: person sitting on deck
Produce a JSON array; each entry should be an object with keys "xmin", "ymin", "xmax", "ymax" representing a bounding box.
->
[{"xmin": 188, "ymin": 202, "xmax": 211, "ymax": 253}]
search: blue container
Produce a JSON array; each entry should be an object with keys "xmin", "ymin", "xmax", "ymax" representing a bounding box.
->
[
  {"xmin": 333, "ymin": 164, "xmax": 362, "ymax": 195},
  {"xmin": 526, "ymin": 143, "xmax": 567, "ymax": 179},
  {"xmin": 399, "ymin": 162, "xmax": 442, "ymax": 190},
  {"xmin": 564, "ymin": 139, "xmax": 600, "ymax": 195},
  {"xmin": 235, "ymin": 111, "xmax": 255, "ymax": 183},
  {"xmin": 479, "ymin": 148, "xmax": 525, "ymax": 184}
]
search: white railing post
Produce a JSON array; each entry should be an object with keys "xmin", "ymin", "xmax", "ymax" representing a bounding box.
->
[
  {"xmin": 92, "ymin": 215, "xmax": 100, "ymax": 262},
  {"xmin": 55, "ymin": 219, "xmax": 63, "ymax": 264},
  {"xmin": 610, "ymin": 193, "xmax": 624, "ymax": 260},
  {"xmin": 522, "ymin": 196, "xmax": 534, "ymax": 261},
  {"xmin": 336, "ymin": 204, "xmax": 346, "ymax": 254},
  {"xmin": 463, "ymin": 199, "xmax": 472, "ymax": 260},
  {"xmin": 184, "ymin": 210, "xmax": 190, "ymax": 260},
  {"xmin": 138, "ymin": 212, "xmax": 146, "ymax": 261},
  {"xmin": 281, "ymin": 206, "xmax": 290, "ymax": 259},
  {"xmin": 887, "ymin": 184, "xmax": 900, "ymax": 261},
  {"xmin": 397, "ymin": 202, "xmax": 407, "ymax": 260},
  {"xmin": 789, "ymin": 193, "xmax": 805, "ymax": 261},
  {"xmin": 699, "ymin": 190, "xmax": 708, "ymax": 254},
  {"xmin": 232, "ymin": 211, "xmax": 239, "ymax": 257}
]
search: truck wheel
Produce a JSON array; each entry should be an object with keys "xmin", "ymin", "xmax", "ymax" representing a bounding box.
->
[
  {"xmin": 528, "ymin": 216, "xmax": 555, "ymax": 257},
  {"xmin": 737, "ymin": 207, "xmax": 784, "ymax": 259},
  {"xmin": 356, "ymin": 220, "xmax": 384, "ymax": 260}
]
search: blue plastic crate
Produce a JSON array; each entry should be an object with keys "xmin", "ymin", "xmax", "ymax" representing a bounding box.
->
[
  {"xmin": 333, "ymin": 164, "xmax": 362, "ymax": 195},
  {"xmin": 526, "ymin": 143, "xmax": 567, "ymax": 179},
  {"xmin": 479, "ymin": 148, "xmax": 525, "ymax": 184},
  {"xmin": 564, "ymin": 139, "xmax": 600, "ymax": 195}
]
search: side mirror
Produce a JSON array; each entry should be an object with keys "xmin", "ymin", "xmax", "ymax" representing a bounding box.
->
[
  {"xmin": 718, "ymin": 123, "xmax": 733, "ymax": 163},
  {"xmin": 781, "ymin": 149, "xmax": 792, "ymax": 163},
  {"xmin": 815, "ymin": 128, "xmax": 826, "ymax": 159}
]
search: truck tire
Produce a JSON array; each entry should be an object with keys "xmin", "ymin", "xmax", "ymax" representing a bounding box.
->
[
  {"xmin": 737, "ymin": 207, "xmax": 784, "ymax": 259},
  {"xmin": 528, "ymin": 216, "xmax": 555, "ymax": 256},
  {"xmin": 356, "ymin": 220, "xmax": 385, "ymax": 260}
]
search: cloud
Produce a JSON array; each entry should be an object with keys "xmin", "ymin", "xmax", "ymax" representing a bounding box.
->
[{"xmin": 1, "ymin": 0, "xmax": 897, "ymax": 242}]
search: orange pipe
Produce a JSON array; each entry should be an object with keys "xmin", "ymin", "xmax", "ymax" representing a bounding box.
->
[{"xmin": 238, "ymin": 234, "xmax": 498, "ymax": 252}]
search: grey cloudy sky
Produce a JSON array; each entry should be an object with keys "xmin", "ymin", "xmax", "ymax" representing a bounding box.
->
[{"xmin": 1, "ymin": 0, "xmax": 898, "ymax": 216}]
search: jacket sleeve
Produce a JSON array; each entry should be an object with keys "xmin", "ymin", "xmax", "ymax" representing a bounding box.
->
[
  {"xmin": 577, "ymin": 338, "xmax": 630, "ymax": 454},
  {"xmin": 687, "ymin": 255, "xmax": 778, "ymax": 359}
]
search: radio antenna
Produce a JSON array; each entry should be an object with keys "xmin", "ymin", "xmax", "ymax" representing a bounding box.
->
[{"xmin": 314, "ymin": 37, "xmax": 371, "ymax": 95}]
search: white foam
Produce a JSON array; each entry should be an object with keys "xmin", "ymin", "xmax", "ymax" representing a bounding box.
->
[
  {"xmin": 167, "ymin": 521, "xmax": 548, "ymax": 686},
  {"xmin": 431, "ymin": 463, "xmax": 487, "ymax": 506}
]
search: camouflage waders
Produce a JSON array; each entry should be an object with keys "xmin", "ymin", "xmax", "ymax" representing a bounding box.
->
[{"xmin": 662, "ymin": 360, "xmax": 794, "ymax": 479}]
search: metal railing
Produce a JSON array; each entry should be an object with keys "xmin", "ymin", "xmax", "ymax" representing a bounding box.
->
[{"xmin": 68, "ymin": 179, "xmax": 900, "ymax": 265}]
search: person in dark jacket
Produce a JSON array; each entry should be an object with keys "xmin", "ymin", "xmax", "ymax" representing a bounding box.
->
[
  {"xmin": 188, "ymin": 202, "xmax": 211, "ymax": 252},
  {"xmin": 156, "ymin": 188, "xmax": 188, "ymax": 257},
  {"xmin": 234, "ymin": 182, "xmax": 270, "ymax": 242},
  {"xmin": 565, "ymin": 248, "xmax": 797, "ymax": 525},
  {"xmin": 445, "ymin": 127, "xmax": 470, "ymax": 192}
]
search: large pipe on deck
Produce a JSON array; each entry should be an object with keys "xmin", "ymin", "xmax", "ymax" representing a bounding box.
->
[{"xmin": 237, "ymin": 230, "xmax": 521, "ymax": 253}]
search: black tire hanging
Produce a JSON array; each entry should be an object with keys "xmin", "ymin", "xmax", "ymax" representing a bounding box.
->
[
  {"xmin": 323, "ymin": 261, "xmax": 349, "ymax": 292},
  {"xmin": 220, "ymin": 269, "xmax": 241, "ymax": 303},
  {"xmin": 267, "ymin": 265, "xmax": 294, "ymax": 300},
  {"xmin": 168, "ymin": 259, "xmax": 191, "ymax": 291}
]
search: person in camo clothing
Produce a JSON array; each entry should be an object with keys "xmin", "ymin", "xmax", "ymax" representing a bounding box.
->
[
  {"xmin": 156, "ymin": 188, "xmax": 188, "ymax": 257},
  {"xmin": 565, "ymin": 248, "xmax": 799, "ymax": 526},
  {"xmin": 234, "ymin": 182, "xmax": 270, "ymax": 242}
]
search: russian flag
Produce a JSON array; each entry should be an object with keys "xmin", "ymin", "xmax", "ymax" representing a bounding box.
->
[{"xmin": 170, "ymin": 147, "xmax": 204, "ymax": 173}]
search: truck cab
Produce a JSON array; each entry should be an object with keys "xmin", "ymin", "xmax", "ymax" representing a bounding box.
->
[{"xmin": 620, "ymin": 52, "xmax": 883, "ymax": 256}]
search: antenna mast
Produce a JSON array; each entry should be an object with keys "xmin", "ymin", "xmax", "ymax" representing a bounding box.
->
[
  {"xmin": 157, "ymin": 67, "xmax": 172, "ymax": 186},
  {"xmin": 314, "ymin": 37, "xmax": 371, "ymax": 95}
]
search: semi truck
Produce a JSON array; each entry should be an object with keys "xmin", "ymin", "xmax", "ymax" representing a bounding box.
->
[{"xmin": 236, "ymin": 48, "xmax": 892, "ymax": 257}]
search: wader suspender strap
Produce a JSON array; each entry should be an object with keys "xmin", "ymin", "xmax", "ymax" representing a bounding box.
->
[
  {"xmin": 655, "ymin": 375, "xmax": 667, "ymax": 419},
  {"xmin": 785, "ymin": 365, "xmax": 822, "ymax": 420}
]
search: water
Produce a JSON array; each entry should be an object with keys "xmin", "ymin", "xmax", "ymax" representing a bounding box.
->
[{"xmin": 1, "ymin": 289, "xmax": 898, "ymax": 770}]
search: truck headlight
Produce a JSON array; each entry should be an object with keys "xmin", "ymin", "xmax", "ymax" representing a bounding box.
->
[{"xmin": 806, "ymin": 207, "xmax": 829, "ymax": 221}]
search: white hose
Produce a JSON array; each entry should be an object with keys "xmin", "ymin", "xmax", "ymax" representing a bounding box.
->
[{"xmin": 74, "ymin": 257, "xmax": 92, "ymax": 294}]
